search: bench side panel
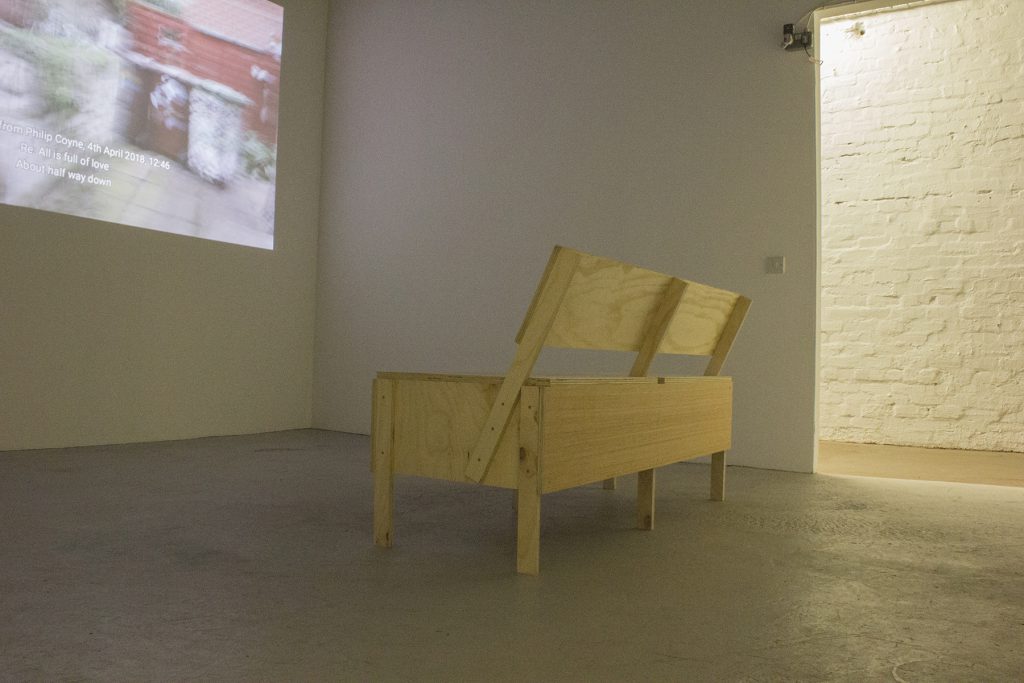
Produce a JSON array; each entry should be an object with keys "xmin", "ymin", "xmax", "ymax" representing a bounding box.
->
[
  {"xmin": 391, "ymin": 378, "xmax": 519, "ymax": 489},
  {"xmin": 540, "ymin": 377, "xmax": 732, "ymax": 493}
]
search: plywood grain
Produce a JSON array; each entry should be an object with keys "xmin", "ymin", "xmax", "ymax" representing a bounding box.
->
[
  {"xmin": 542, "ymin": 249, "xmax": 739, "ymax": 357},
  {"xmin": 372, "ymin": 379, "xmax": 395, "ymax": 547},
  {"xmin": 465, "ymin": 247, "xmax": 580, "ymax": 483},
  {"xmin": 540, "ymin": 378, "xmax": 732, "ymax": 493},
  {"xmin": 517, "ymin": 385, "xmax": 542, "ymax": 575},
  {"xmin": 391, "ymin": 377, "xmax": 519, "ymax": 489}
]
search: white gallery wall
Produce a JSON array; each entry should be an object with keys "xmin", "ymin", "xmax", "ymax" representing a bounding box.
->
[
  {"xmin": 0, "ymin": 0, "xmax": 329, "ymax": 451},
  {"xmin": 315, "ymin": 0, "xmax": 819, "ymax": 471},
  {"xmin": 820, "ymin": 0, "xmax": 1024, "ymax": 452}
]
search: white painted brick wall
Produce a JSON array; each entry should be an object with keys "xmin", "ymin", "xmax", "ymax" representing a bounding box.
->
[{"xmin": 820, "ymin": 0, "xmax": 1024, "ymax": 453}]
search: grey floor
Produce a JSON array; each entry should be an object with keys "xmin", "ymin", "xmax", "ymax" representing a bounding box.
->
[{"xmin": 2, "ymin": 430, "xmax": 1022, "ymax": 681}]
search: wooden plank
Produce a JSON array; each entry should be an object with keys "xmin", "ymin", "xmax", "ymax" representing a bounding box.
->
[
  {"xmin": 372, "ymin": 379, "xmax": 395, "ymax": 547},
  {"xmin": 378, "ymin": 372, "xmax": 504, "ymax": 384},
  {"xmin": 378, "ymin": 372, "xmax": 687, "ymax": 386},
  {"xmin": 637, "ymin": 469, "xmax": 655, "ymax": 529},
  {"xmin": 629, "ymin": 278, "xmax": 688, "ymax": 376},
  {"xmin": 516, "ymin": 386, "xmax": 542, "ymax": 575},
  {"xmin": 711, "ymin": 451, "xmax": 726, "ymax": 501},
  {"xmin": 818, "ymin": 441, "xmax": 1024, "ymax": 488},
  {"xmin": 661, "ymin": 282, "xmax": 740, "ymax": 356},
  {"xmin": 515, "ymin": 246, "xmax": 566, "ymax": 344},
  {"xmin": 391, "ymin": 378, "xmax": 519, "ymax": 489},
  {"xmin": 533, "ymin": 376, "xmax": 662, "ymax": 385},
  {"xmin": 541, "ymin": 249, "xmax": 741, "ymax": 358},
  {"xmin": 540, "ymin": 378, "xmax": 732, "ymax": 493},
  {"xmin": 465, "ymin": 248, "xmax": 581, "ymax": 483},
  {"xmin": 545, "ymin": 251, "xmax": 673, "ymax": 352},
  {"xmin": 616, "ymin": 277, "xmax": 688, "ymax": 491},
  {"xmin": 704, "ymin": 295, "xmax": 751, "ymax": 377}
]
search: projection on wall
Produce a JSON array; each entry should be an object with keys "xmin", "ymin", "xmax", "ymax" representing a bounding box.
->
[{"xmin": 0, "ymin": 0, "xmax": 283, "ymax": 249}]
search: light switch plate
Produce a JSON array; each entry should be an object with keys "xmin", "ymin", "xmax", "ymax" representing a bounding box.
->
[{"xmin": 766, "ymin": 256, "xmax": 786, "ymax": 274}]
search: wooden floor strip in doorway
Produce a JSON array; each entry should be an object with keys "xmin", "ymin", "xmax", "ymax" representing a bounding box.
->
[{"xmin": 819, "ymin": 441, "xmax": 1024, "ymax": 488}]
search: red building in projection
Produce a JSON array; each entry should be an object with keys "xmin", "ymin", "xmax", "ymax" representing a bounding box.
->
[{"xmin": 126, "ymin": 0, "xmax": 283, "ymax": 147}]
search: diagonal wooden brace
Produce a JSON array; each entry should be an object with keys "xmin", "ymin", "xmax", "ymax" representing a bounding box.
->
[{"xmin": 464, "ymin": 248, "xmax": 580, "ymax": 483}]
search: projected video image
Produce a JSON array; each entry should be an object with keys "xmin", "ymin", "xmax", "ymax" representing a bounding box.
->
[{"xmin": 0, "ymin": 0, "xmax": 283, "ymax": 249}]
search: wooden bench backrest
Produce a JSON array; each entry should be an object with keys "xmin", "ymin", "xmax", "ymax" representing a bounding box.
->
[
  {"xmin": 465, "ymin": 245, "xmax": 750, "ymax": 482},
  {"xmin": 518, "ymin": 246, "xmax": 747, "ymax": 360}
]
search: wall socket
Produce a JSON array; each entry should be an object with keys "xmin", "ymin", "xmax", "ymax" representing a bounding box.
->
[{"xmin": 766, "ymin": 256, "xmax": 786, "ymax": 274}]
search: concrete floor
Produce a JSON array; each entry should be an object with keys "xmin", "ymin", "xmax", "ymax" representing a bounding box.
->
[{"xmin": 2, "ymin": 430, "xmax": 1022, "ymax": 681}]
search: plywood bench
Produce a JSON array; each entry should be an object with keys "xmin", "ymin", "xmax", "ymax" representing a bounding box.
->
[{"xmin": 372, "ymin": 246, "xmax": 750, "ymax": 574}]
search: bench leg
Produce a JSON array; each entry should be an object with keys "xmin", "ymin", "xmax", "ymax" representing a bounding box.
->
[
  {"xmin": 603, "ymin": 477, "xmax": 617, "ymax": 490},
  {"xmin": 372, "ymin": 379, "xmax": 395, "ymax": 547},
  {"xmin": 637, "ymin": 468, "xmax": 655, "ymax": 529},
  {"xmin": 711, "ymin": 451, "xmax": 726, "ymax": 502},
  {"xmin": 517, "ymin": 447, "xmax": 541, "ymax": 575},
  {"xmin": 373, "ymin": 452, "xmax": 394, "ymax": 547}
]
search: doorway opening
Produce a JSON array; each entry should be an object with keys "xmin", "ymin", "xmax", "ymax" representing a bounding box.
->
[{"xmin": 815, "ymin": 0, "xmax": 1024, "ymax": 486}]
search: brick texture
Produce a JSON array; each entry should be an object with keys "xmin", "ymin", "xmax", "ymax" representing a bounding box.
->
[{"xmin": 819, "ymin": 0, "xmax": 1023, "ymax": 453}]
